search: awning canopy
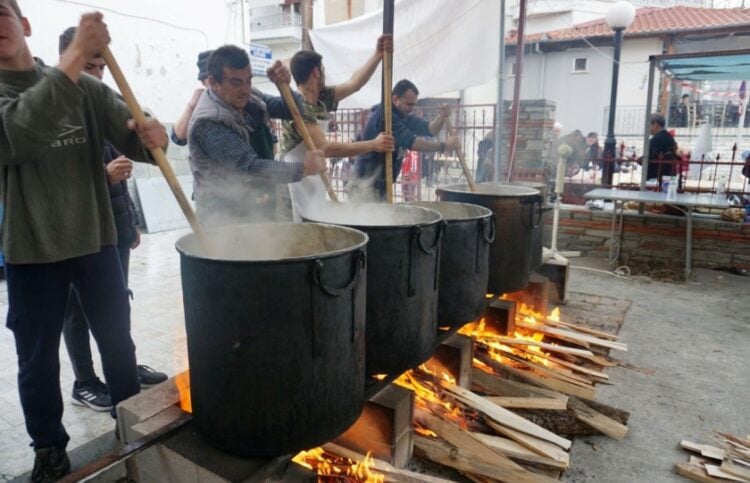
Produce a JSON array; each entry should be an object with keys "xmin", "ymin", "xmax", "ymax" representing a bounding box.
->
[{"xmin": 656, "ymin": 49, "xmax": 750, "ymax": 81}]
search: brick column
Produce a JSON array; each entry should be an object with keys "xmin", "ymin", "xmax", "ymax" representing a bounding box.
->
[{"xmin": 502, "ymin": 99, "xmax": 556, "ymax": 178}]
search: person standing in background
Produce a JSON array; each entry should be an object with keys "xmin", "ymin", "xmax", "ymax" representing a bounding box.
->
[
  {"xmin": 57, "ymin": 27, "xmax": 167, "ymax": 414},
  {"xmin": 171, "ymin": 50, "xmax": 213, "ymax": 146}
]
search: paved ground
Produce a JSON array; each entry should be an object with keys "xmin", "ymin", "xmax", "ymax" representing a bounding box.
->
[
  {"xmin": 0, "ymin": 229, "xmax": 747, "ymax": 481},
  {"xmin": 561, "ymin": 257, "xmax": 750, "ymax": 482}
]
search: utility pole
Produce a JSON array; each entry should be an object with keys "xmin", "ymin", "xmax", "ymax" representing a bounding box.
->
[{"xmin": 301, "ymin": 0, "xmax": 314, "ymax": 50}]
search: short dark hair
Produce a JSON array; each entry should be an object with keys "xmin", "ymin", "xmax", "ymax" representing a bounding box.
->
[
  {"xmin": 587, "ymin": 132, "xmax": 598, "ymax": 138},
  {"xmin": 681, "ymin": 94, "xmax": 690, "ymax": 99},
  {"xmin": 59, "ymin": 27, "xmax": 76, "ymax": 55},
  {"xmin": 290, "ymin": 50, "xmax": 322, "ymax": 85},
  {"xmin": 393, "ymin": 79, "xmax": 419, "ymax": 98},
  {"xmin": 197, "ymin": 50, "xmax": 214, "ymax": 81},
  {"xmin": 208, "ymin": 45, "xmax": 250, "ymax": 83},
  {"xmin": 651, "ymin": 113, "xmax": 666, "ymax": 128}
]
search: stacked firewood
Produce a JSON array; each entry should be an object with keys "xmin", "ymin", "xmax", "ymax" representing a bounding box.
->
[
  {"xmin": 677, "ymin": 433, "xmax": 750, "ymax": 482},
  {"xmin": 462, "ymin": 307, "xmax": 628, "ymax": 404},
  {"xmin": 307, "ymin": 305, "xmax": 632, "ymax": 482}
]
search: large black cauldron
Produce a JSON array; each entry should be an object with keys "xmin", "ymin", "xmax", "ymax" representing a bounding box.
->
[
  {"xmin": 437, "ymin": 184, "xmax": 542, "ymax": 294},
  {"xmin": 500, "ymin": 181, "xmax": 549, "ymax": 270},
  {"xmin": 176, "ymin": 223, "xmax": 368, "ymax": 456},
  {"xmin": 304, "ymin": 204, "xmax": 443, "ymax": 376},
  {"xmin": 409, "ymin": 202, "xmax": 494, "ymax": 327}
]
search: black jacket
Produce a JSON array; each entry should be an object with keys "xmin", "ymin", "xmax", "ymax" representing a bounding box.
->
[
  {"xmin": 104, "ymin": 142, "xmax": 138, "ymax": 247},
  {"xmin": 646, "ymin": 129, "xmax": 677, "ymax": 180}
]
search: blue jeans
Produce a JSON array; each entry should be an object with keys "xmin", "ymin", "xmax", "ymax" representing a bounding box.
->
[{"xmin": 5, "ymin": 246, "xmax": 139, "ymax": 449}]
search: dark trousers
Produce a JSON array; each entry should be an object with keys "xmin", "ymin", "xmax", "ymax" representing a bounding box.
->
[
  {"xmin": 62, "ymin": 245, "xmax": 131, "ymax": 384},
  {"xmin": 5, "ymin": 246, "xmax": 139, "ymax": 449}
]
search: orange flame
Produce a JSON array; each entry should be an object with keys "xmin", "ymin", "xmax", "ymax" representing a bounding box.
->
[
  {"xmin": 395, "ymin": 365, "xmax": 468, "ymax": 428},
  {"xmin": 292, "ymin": 448, "xmax": 385, "ymax": 482},
  {"xmin": 175, "ymin": 371, "xmax": 192, "ymax": 413},
  {"xmin": 460, "ymin": 300, "xmax": 561, "ymax": 368},
  {"xmin": 415, "ymin": 427, "xmax": 439, "ymax": 438}
]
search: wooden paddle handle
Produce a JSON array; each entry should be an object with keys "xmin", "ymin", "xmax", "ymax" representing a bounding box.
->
[
  {"xmin": 445, "ymin": 118, "xmax": 477, "ymax": 192},
  {"xmin": 276, "ymin": 82, "xmax": 339, "ymax": 203},
  {"xmin": 100, "ymin": 47, "xmax": 211, "ymax": 252},
  {"xmin": 383, "ymin": 52, "xmax": 395, "ymax": 204}
]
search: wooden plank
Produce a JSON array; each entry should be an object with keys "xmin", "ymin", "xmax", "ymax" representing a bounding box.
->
[
  {"xmin": 690, "ymin": 456, "xmax": 709, "ymax": 466},
  {"xmin": 481, "ymin": 335, "xmax": 595, "ymax": 357},
  {"xmin": 439, "ymin": 382, "xmax": 572, "ymax": 450},
  {"xmin": 497, "ymin": 350, "xmax": 597, "ymax": 389},
  {"xmin": 543, "ymin": 317, "xmax": 620, "ymax": 340},
  {"xmin": 476, "ymin": 352, "xmax": 596, "ymax": 400},
  {"xmin": 515, "ymin": 320, "xmax": 628, "ymax": 351},
  {"xmin": 472, "ymin": 433, "xmax": 569, "ymax": 469},
  {"xmin": 705, "ymin": 464, "xmax": 750, "ymax": 482},
  {"xmin": 680, "ymin": 440, "xmax": 725, "ymax": 460},
  {"xmin": 322, "ymin": 443, "xmax": 454, "ymax": 483},
  {"xmin": 544, "ymin": 355, "xmax": 610, "ymax": 380},
  {"xmin": 574, "ymin": 398, "xmax": 630, "ymax": 424},
  {"xmin": 485, "ymin": 396, "xmax": 567, "ymax": 410},
  {"xmin": 584, "ymin": 354, "xmax": 619, "ymax": 367},
  {"xmin": 501, "ymin": 346, "xmax": 598, "ymax": 385},
  {"xmin": 675, "ymin": 462, "xmax": 723, "ymax": 483},
  {"xmin": 471, "ymin": 367, "xmax": 568, "ymax": 402},
  {"xmin": 722, "ymin": 458, "xmax": 750, "ymax": 481},
  {"xmin": 508, "ymin": 397, "xmax": 629, "ymax": 438},
  {"xmin": 485, "ymin": 418, "xmax": 570, "ymax": 462},
  {"xmin": 416, "ymin": 411, "xmax": 527, "ymax": 472},
  {"xmin": 716, "ymin": 433, "xmax": 750, "ymax": 452},
  {"xmin": 413, "ymin": 435, "xmax": 557, "ymax": 483},
  {"xmin": 682, "ymin": 440, "xmax": 705, "ymax": 454},
  {"xmin": 567, "ymin": 397, "xmax": 628, "ymax": 441}
]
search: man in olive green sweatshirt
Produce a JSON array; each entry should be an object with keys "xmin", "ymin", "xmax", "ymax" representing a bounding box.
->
[{"xmin": 0, "ymin": 3, "xmax": 168, "ymax": 481}]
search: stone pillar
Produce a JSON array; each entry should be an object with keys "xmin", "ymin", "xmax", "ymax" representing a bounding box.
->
[{"xmin": 502, "ymin": 99, "xmax": 556, "ymax": 178}]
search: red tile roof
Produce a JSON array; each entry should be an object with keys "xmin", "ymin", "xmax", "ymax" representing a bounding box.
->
[{"xmin": 508, "ymin": 6, "xmax": 750, "ymax": 44}]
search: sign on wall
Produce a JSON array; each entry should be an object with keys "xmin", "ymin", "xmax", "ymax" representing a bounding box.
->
[{"xmin": 250, "ymin": 43, "xmax": 273, "ymax": 77}]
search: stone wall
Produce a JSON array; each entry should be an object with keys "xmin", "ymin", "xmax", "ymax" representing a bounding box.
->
[
  {"xmin": 543, "ymin": 206, "xmax": 750, "ymax": 270},
  {"xmin": 502, "ymin": 99, "xmax": 556, "ymax": 173}
]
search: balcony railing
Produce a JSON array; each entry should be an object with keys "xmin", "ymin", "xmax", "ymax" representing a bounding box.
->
[
  {"xmin": 603, "ymin": 105, "xmax": 750, "ymax": 137},
  {"xmin": 250, "ymin": 12, "xmax": 302, "ymax": 32}
]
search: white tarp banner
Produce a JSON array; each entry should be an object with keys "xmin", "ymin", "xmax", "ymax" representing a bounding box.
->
[{"xmin": 309, "ymin": 0, "xmax": 499, "ymax": 108}]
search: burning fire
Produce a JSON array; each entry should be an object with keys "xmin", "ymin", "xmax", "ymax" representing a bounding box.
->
[
  {"xmin": 175, "ymin": 371, "xmax": 192, "ymax": 413},
  {"xmin": 175, "ymin": 372, "xmax": 382, "ymax": 482},
  {"xmin": 395, "ymin": 365, "xmax": 476, "ymax": 434},
  {"xmin": 293, "ymin": 448, "xmax": 384, "ymax": 482},
  {"xmin": 459, "ymin": 301, "xmax": 565, "ymax": 369}
]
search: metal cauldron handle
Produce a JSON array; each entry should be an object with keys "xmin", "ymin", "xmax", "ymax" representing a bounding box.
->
[
  {"xmin": 312, "ymin": 249, "xmax": 366, "ymax": 298},
  {"xmin": 523, "ymin": 195, "xmax": 544, "ymax": 229},
  {"xmin": 408, "ymin": 221, "xmax": 446, "ymax": 296},
  {"xmin": 481, "ymin": 214, "xmax": 497, "ymax": 244},
  {"xmin": 311, "ymin": 250, "xmax": 366, "ymax": 354},
  {"xmin": 416, "ymin": 220, "xmax": 447, "ymax": 255},
  {"xmin": 476, "ymin": 214, "xmax": 496, "ymax": 274}
]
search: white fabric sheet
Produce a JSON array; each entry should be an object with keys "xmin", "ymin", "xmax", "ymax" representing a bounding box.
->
[{"xmin": 309, "ymin": 0, "xmax": 500, "ymax": 108}]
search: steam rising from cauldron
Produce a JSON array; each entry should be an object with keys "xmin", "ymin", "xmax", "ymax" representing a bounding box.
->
[{"xmin": 178, "ymin": 223, "xmax": 367, "ymax": 261}]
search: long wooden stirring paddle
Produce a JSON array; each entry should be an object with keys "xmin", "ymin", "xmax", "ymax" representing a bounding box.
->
[
  {"xmin": 275, "ymin": 82, "xmax": 339, "ymax": 202},
  {"xmin": 444, "ymin": 118, "xmax": 477, "ymax": 192},
  {"xmin": 100, "ymin": 47, "xmax": 210, "ymax": 252}
]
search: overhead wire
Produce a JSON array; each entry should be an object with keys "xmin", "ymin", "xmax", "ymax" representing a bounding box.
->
[{"xmin": 53, "ymin": 0, "xmax": 211, "ymax": 48}]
